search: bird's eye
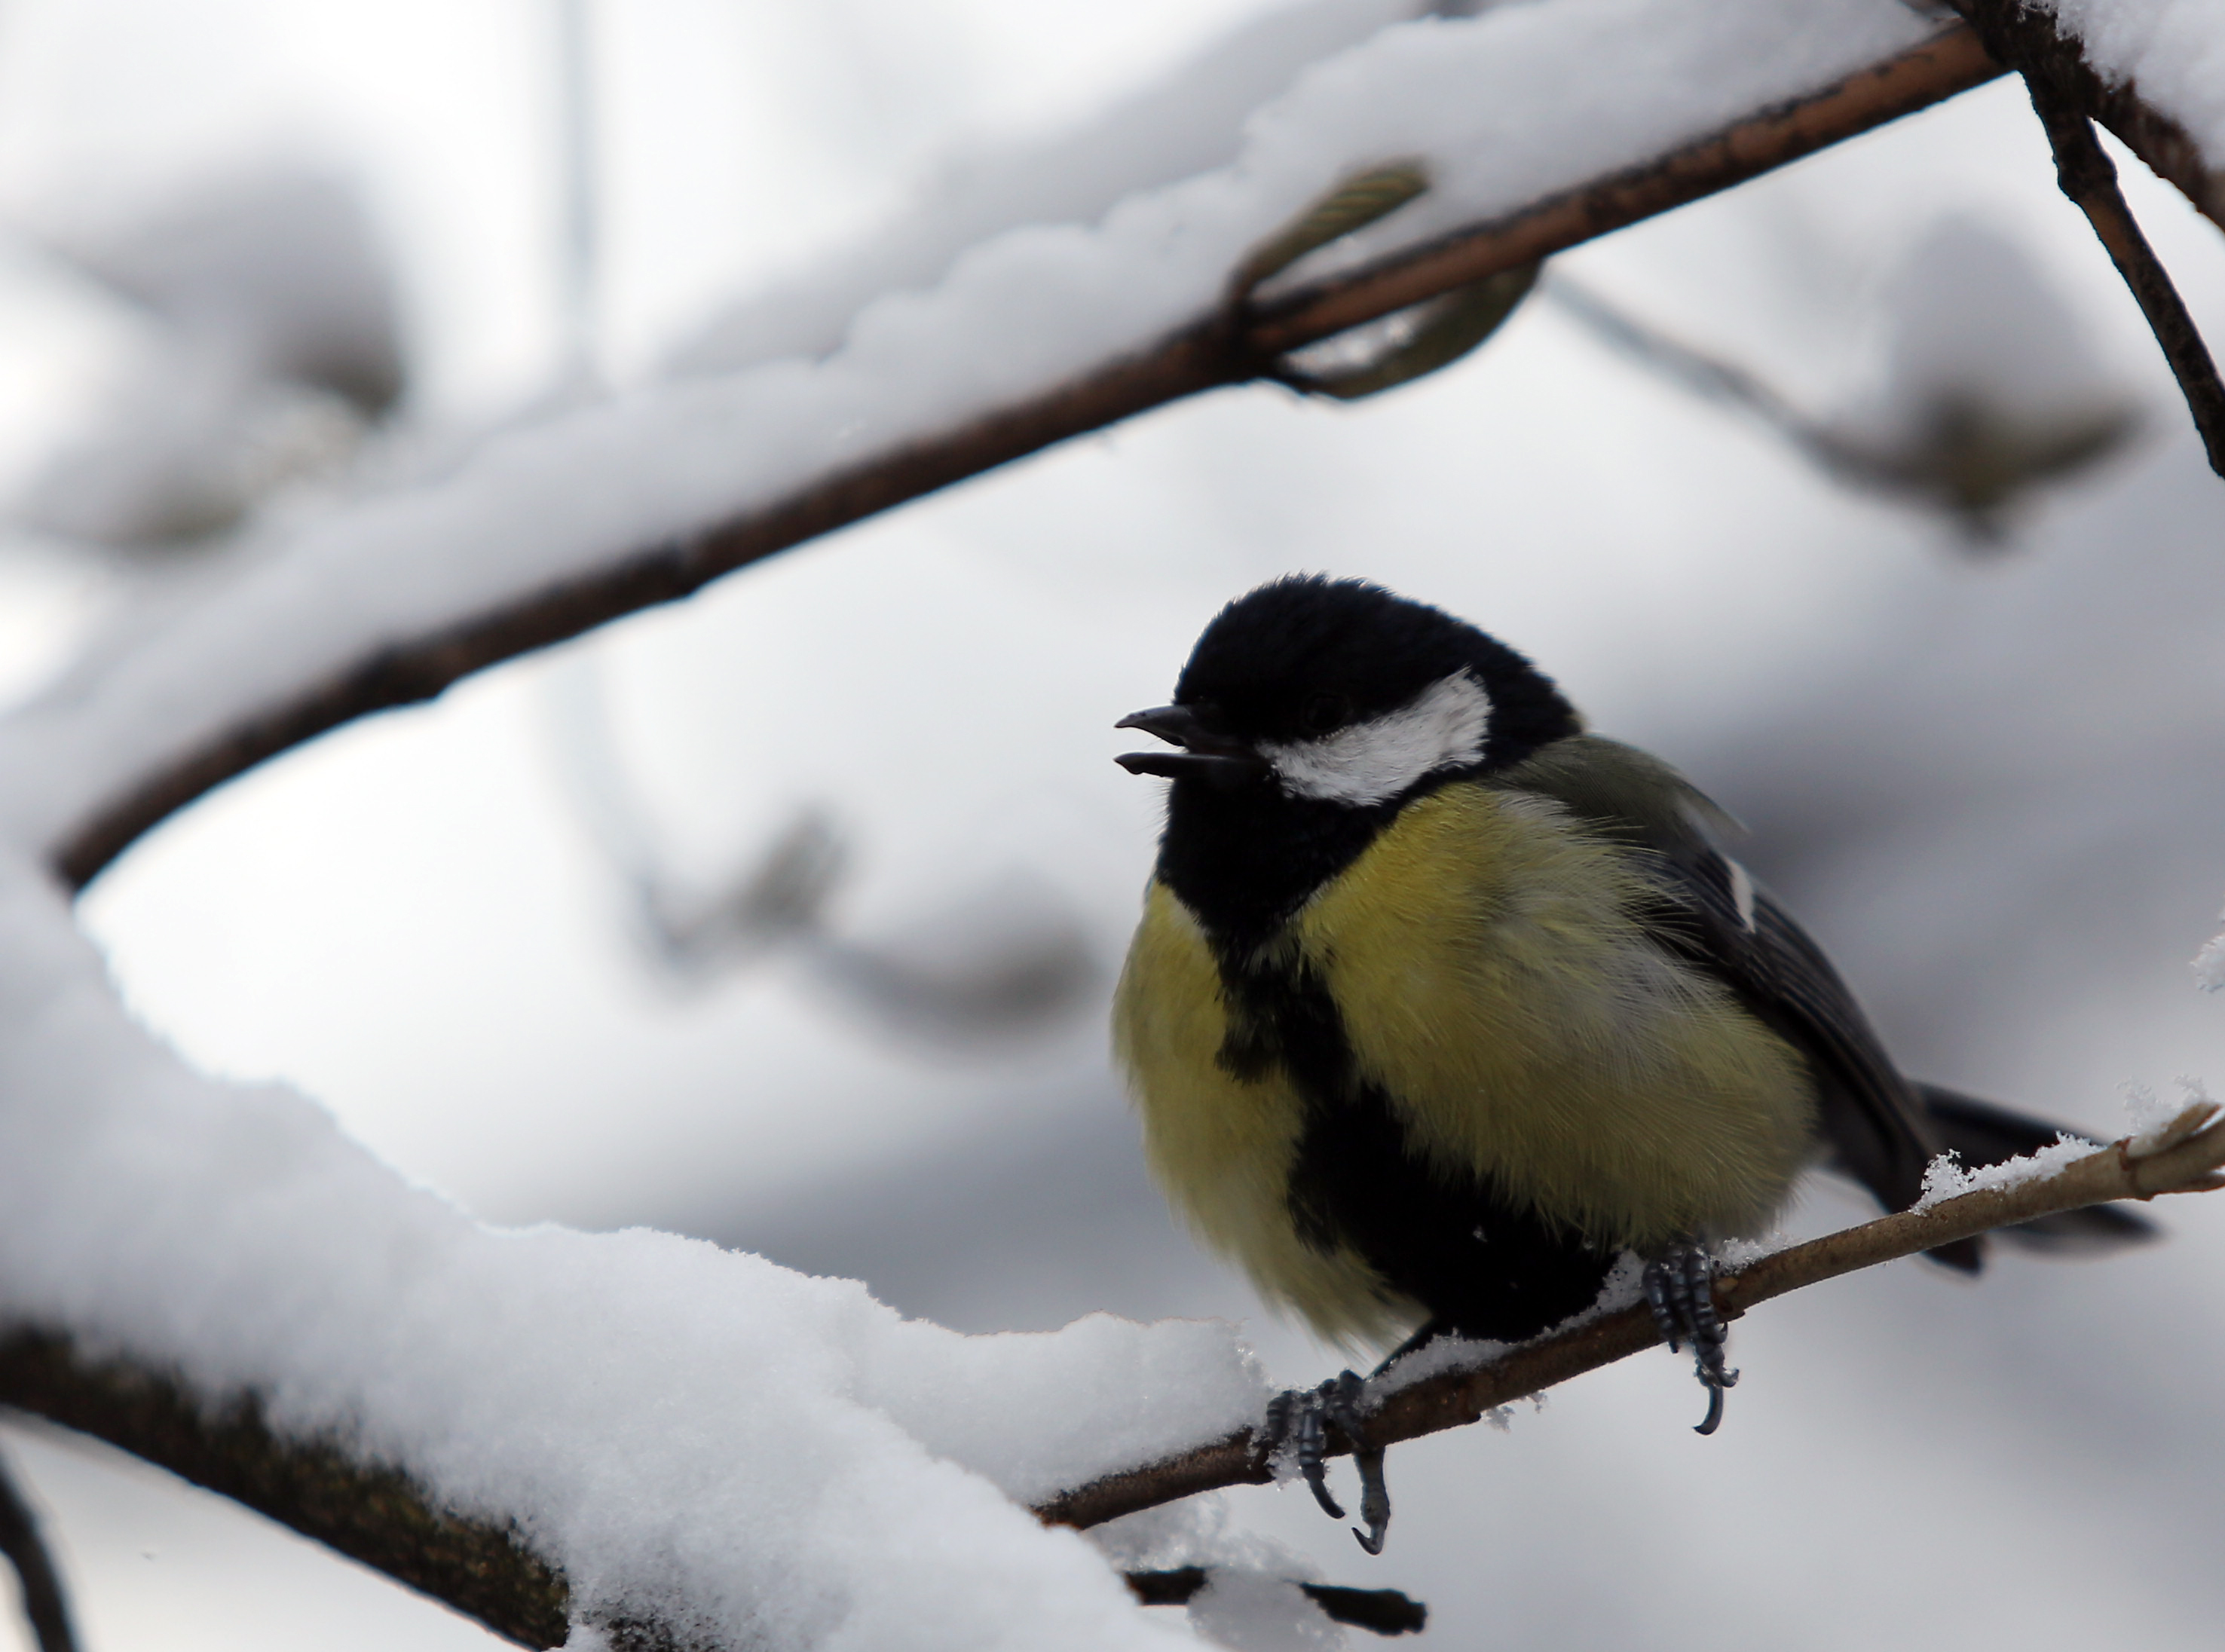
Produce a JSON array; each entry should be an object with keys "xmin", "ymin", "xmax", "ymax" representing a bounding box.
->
[{"xmin": 1300, "ymin": 692, "xmax": 1351, "ymax": 735}]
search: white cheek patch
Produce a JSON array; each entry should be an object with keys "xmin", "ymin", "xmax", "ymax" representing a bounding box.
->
[{"xmin": 1261, "ymin": 670, "xmax": 1493, "ymax": 806}]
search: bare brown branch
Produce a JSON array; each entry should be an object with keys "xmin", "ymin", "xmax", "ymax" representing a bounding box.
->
[
  {"xmin": 1033, "ymin": 1107, "xmax": 2225, "ymax": 1533},
  {"xmin": 2034, "ymin": 91, "xmax": 2225, "ymax": 475},
  {"xmin": 51, "ymin": 27, "xmax": 2008, "ymax": 892},
  {"xmin": 1948, "ymin": 1, "xmax": 2225, "ymax": 477},
  {"xmin": 1945, "ymin": 0, "xmax": 2225, "ymax": 235}
]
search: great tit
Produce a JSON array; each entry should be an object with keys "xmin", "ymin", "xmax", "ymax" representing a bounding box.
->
[{"xmin": 1110, "ymin": 575, "xmax": 2150, "ymax": 1548}]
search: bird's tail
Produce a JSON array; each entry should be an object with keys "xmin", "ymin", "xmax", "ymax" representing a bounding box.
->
[{"xmin": 1916, "ymin": 1083, "xmax": 2159, "ymax": 1268}]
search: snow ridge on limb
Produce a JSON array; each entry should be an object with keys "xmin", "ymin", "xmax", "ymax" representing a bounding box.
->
[
  {"xmin": 23, "ymin": 4, "xmax": 1989, "ymax": 891},
  {"xmin": 0, "ymin": 844, "xmax": 1258, "ymax": 1650},
  {"xmin": 2040, "ymin": 0, "xmax": 2225, "ymax": 216}
]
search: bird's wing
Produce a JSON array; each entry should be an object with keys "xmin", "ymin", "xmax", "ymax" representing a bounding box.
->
[{"xmin": 1485, "ymin": 736, "xmax": 1945, "ymax": 1228}]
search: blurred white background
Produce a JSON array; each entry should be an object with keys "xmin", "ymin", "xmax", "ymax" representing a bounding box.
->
[{"xmin": 0, "ymin": 1, "xmax": 2220, "ymax": 1647}]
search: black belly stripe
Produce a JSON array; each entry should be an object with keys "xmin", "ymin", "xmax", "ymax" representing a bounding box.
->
[
  {"xmin": 1286, "ymin": 1084, "xmax": 1617, "ymax": 1343},
  {"xmin": 1216, "ymin": 947, "xmax": 1616, "ymax": 1345}
]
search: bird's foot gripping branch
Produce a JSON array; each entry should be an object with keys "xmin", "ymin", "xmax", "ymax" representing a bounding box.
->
[
  {"xmin": 1261, "ymin": 1372, "xmax": 1392, "ymax": 1556},
  {"xmin": 1033, "ymin": 1103, "xmax": 2225, "ymax": 1540},
  {"xmin": 1641, "ymin": 1248, "xmax": 1739, "ymax": 1436}
]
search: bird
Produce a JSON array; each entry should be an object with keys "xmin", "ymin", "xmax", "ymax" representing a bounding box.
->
[{"xmin": 1109, "ymin": 574, "xmax": 2151, "ymax": 1552}]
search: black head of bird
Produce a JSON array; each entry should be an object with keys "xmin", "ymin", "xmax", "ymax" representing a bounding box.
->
[
  {"xmin": 1109, "ymin": 574, "xmax": 2154, "ymax": 1549},
  {"xmin": 1116, "ymin": 577, "xmax": 1583, "ymax": 950},
  {"xmin": 1116, "ymin": 575, "xmax": 1579, "ymax": 795}
]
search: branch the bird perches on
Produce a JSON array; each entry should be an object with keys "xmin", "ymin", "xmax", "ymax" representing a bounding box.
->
[{"xmin": 1032, "ymin": 1102, "xmax": 2225, "ymax": 1533}]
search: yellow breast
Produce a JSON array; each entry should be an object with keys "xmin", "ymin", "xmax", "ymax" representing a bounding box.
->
[
  {"xmin": 1111, "ymin": 880, "xmax": 1419, "ymax": 1349},
  {"xmin": 1292, "ymin": 783, "xmax": 1817, "ymax": 1250},
  {"xmin": 1111, "ymin": 781, "xmax": 1819, "ymax": 1345}
]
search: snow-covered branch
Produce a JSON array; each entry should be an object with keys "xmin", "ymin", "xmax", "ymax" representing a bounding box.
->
[
  {"xmin": 1948, "ymin": 1, "xmax": 2225, "ymax": 476},
  {"xmin": 3, "ymin": 1106, "xmax": 2217, "ymax": 1650},
  {"xmin": 0, "ymin": 1327, "xmax": 567, "ymax": 1646},
  {"xmin": 40, "ymin": 16, "xmax": 2000, "ymax": 892},
  {"xmin": 40, "ymin": 4, "xmax": 2225, "ymax": 892},
  {"xmin": 1975, "ymin": 1, "xmax": 2225, "ymax": 236}
]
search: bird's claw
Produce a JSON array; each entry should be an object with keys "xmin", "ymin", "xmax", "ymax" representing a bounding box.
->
[
  {"xmin": 1262, "ymin": 1370, "xmax": 1392, "ymax": 1553},
  {"xmin": 1643, "ymin": 1247, "xmax": 1738, "ymax": 1435}
]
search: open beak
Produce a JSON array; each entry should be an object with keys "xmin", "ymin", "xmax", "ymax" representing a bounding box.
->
[{"xmin": 1114, "ymin": 705, "xmax": 1269, "ymax": 788}]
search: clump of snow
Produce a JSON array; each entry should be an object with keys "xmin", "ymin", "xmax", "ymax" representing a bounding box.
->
[
  {"xmin": 2121, "ymin": 1076, "xmax": 2217, "ymax": 1156},
  {"xmin": 1369, "ymin": 1330, "xmax": 1510, "ymax": 1398},
  {"xmin": 2121, "ymin": 1078, "xmax": 2178, "ymax": 1140},
  {"xmin": 2190, "ymin": 905, "xmax": 2225, "ymax": 991},
  {"xmin": 1914, "ymin": 1137, "xmax": 2094, "ymax": 1210},
  {"xmin": 668, "ymin": 0, "xmax": 1413, "ymax": 376},
  {"xmin": 0, "ymin": 839, "xmax": 1266, "ymax": 1647},
  {"xmin": 1370, "ymin": 1253, "xmax": 1648, "ymax": 1400},
  {"xmin": 1713, "ymin": 1231, "xmax": 1795, "ymax": 1271},
  {"xmin": 2046, "ymin": 2, "xmax": 2225, "ymax": 180}
]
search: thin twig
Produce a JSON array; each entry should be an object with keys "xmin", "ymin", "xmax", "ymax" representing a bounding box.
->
[
  {"xmin": 1943, "ymin": 1, "xmax": 2225, "ymax": 237},
  {"xmin": 48, "ymin": 27, "xmax": 2006, "ymax": 892},
  {"xmin": 1544, "ymin": 273, "xmax": 2141, "ymax": 536},
  {"xmin": 1543, "ymin": 274, "xmax": 1827, "ymax": 447},
  {"xmin": 1032, "ymin": 1106, "xmax": 2225, "ymax": 1532},
  {"xmin": 0, "ymin": 1446, "xmax": 78, "ymax": 1652},
  {"xmin": 1949, "ymin": 0, "xmax": 2225, "ymax": 478},
  {"xmin": 2028, "ymin": 81, "xmax": 2225, "ymax": 476}
]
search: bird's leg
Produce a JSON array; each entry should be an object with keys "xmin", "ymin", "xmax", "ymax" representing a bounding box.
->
[
  {"xmin": 1642, "ymin": 1246, "xmax": 1738, "ymax": 1435},
  {"xmin": 1260, "ymin": 1370, "xmax": 1393, "ymax": 1554}
]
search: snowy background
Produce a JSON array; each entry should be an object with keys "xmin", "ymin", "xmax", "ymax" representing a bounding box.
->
[{"xmin": 0, "ymin": 0, "xmax": 2220, "ymax": 1648}]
